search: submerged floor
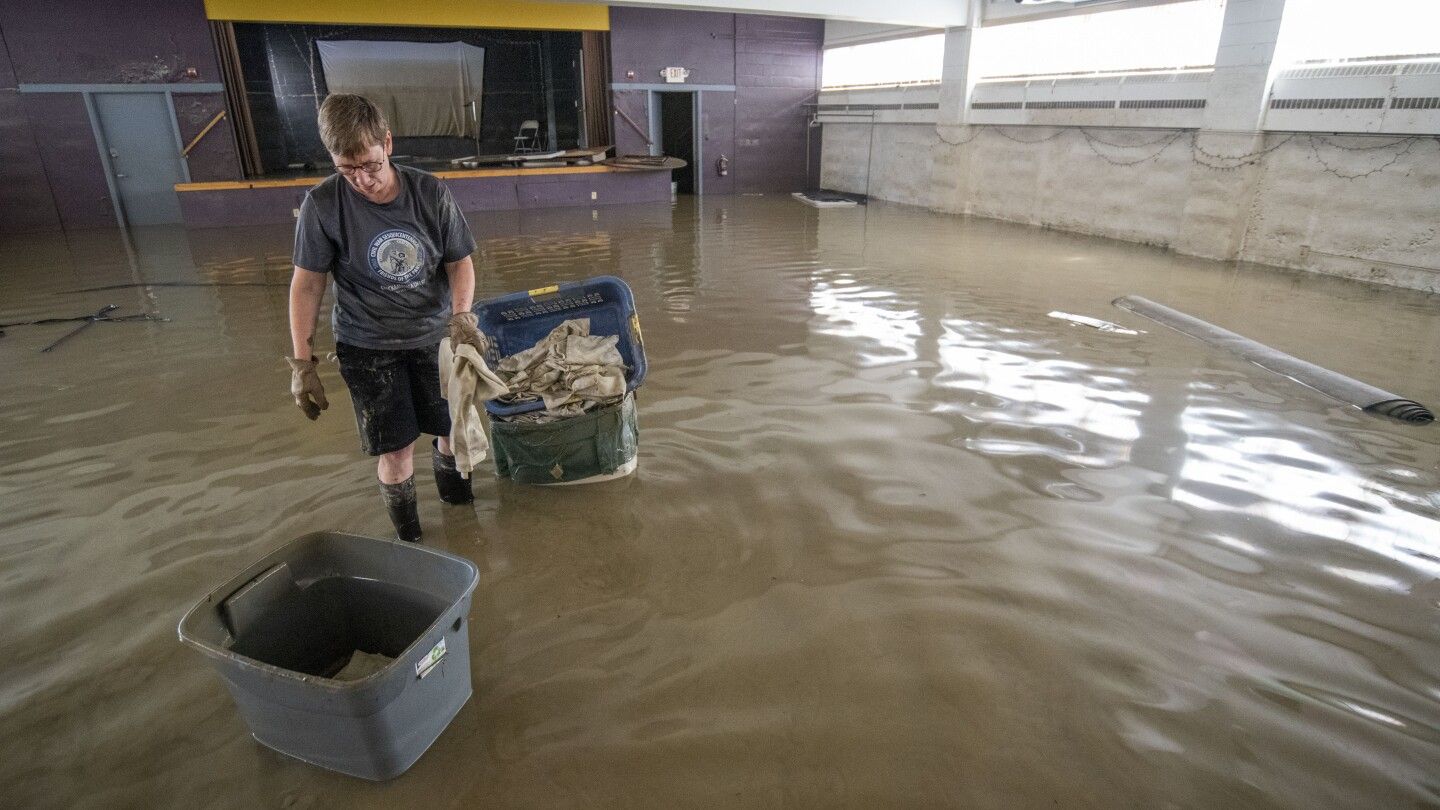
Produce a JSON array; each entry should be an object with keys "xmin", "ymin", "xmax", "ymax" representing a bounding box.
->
[{"xmin": 1, "ymin": 197, "xmax": 1439, "ymax": 808}]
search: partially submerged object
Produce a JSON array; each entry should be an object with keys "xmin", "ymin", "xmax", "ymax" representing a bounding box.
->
[
  {"xmin": 1113, "ymin": 295, "xmax": 1433, "ymax": 424},
  {"xmin": 178, "ymin": 532, "xmax": 479, "ymax": 780},
  {"xmin": 792, "ymin": 189, "xmax": 866, "ymax": 208},
  {"xmin": 475, "ymin": 276, "xmax": 646, "ymax": 419},
  {"xmin": 1048, "ymin": 310, "xmax": 1141, "ymax": 336},
  {"xmin": 601, "ymin": 154, "xmax": 687, "ymax": 171},
  {"xmin": 62, "ymin": 281, "xmax": 286, "ymax": 293},
  {"xmin": 0, "ymin": 304, "xmax": 169, "ymax": 352},
  {"xmin": 492, "ymin": 392, "xmax": 640, "ymax": 485},
  {"xmin": 473, "ymin": 276, "xmax": 648, "ymax": 484}
]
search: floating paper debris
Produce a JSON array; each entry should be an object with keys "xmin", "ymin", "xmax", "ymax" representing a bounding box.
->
[{"xmin": 1048, "ymin": 311, "xmax": 1141, "ymax": 336}]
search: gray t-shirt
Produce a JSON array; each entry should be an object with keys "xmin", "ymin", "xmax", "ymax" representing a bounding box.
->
[{"xmin": 293, "ymin": 163, "xmax": 477, "ymax": 350}]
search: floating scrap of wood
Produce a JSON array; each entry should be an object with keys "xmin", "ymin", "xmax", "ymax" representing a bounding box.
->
[{"xmin": 1047, "ymin": 311, "xmax": 1141, "ymax": 336}]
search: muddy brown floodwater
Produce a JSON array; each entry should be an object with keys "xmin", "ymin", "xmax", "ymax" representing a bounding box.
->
[{"xmin": 2, "ymin": 197, "xmax": 1439, "ymax": 809}]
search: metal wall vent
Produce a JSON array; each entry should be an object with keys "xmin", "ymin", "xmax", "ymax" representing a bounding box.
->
[
  {"xmin": 1279, "ymin": 60, "xmax": 1440, "ymax": 79},
  {"xmin": 1119, "ymin": 98, "xmax": 1206, "ymax": 109},
  {"xmin": 816, "ymin": 103, "xmax": 941, "ymax": 112},
  {"xmin": 979, "ymin": 71, "xmax": 1210, "ymax": 87},
  {"xmin": 1391, "ymin": 96, "xmax": 1440, "ymax": 109},
  {"xmin": 1026, "ymin": 100, "xmax": 1116, "ymax": 109},
  {"xmin": 970, "ymin": 101, "xmax": 1024, "ymax": 109},
  {"xmin": 1280, "ymin": 64, "xmax": 1398, "ymax": 79},
  {"xmin": 1269, "ymin": 97, "xmax": 1385, "ymax": 110},
  {"xmin": 1123, "ymin": 71, "xmax": 1212, "ymax": 84}
]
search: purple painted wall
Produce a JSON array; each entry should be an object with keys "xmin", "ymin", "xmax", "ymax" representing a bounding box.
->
[
  {"xmin": 23, "ymin": 94, "xmax": 117, "ymax": 231},
  {"xmin": 177, "ymin": 185, "xmax": 309, "ymax": 230},
  {"xmin": 734, "ymin": 15, "xmax": 822, "ymax": 194},
  {"xmin": 173, "ymin": 92, "xmax": 239, "ymax": 183},
  {"xmin": 607, "ymin": 8, "xmax": 820, "ymax": 196},
  {"xmin": 701, "ymin": 89, "xmax": 736, "ymax": 196},
  {"xmin": 611, "ymin": 89, "xmax": 652, "ymax": 157},
  {"xmin": 0, "ymin": 0, "xmax": 218, "ymax": 84},
  {"xmin": 0, "ymin": 0, "xmax": 240, "ymax": 231},
  {"xmin": 0, "ymin": 26, "xmax": 60, "ymax": 232},
  {"xmin": 609, "ymin": 8, "xmax": 736, "ymax": 86}
]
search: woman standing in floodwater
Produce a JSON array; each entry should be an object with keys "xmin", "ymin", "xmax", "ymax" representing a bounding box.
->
[{"xmin": 286, "ymin": 93, "xmax": 484, "ymax": 542}]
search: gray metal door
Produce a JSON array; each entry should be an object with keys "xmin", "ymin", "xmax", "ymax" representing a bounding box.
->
[{"xmin": 92, "ymin": 92, "xmax": 185, "ymax": 226}]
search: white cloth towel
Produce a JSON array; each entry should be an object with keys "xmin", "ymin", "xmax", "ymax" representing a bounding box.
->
[
  {"xmin": 440, "ymin": 336, "xmax": 509, "ymax": 478},
  {"xmin": 497, "ymin": 318, "xmax": 627, "ymax": 417}
]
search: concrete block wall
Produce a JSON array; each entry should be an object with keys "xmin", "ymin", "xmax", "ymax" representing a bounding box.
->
[
  {"xmin": 818, "ymin": 0, "xmax": 1439, "ymax": 293},
  {"xmin": 734, "ymin": 14, "xmax": 824, "ymax": 193},
  {"xmin": 863, "ymin": 124, "xmax": 938, "ymax": 206},
  {"xmin": 820, "ymin": 122, "xmax": 1440, "ymax": 292},
  {"xmin": 1241, "ymin": 134, "xmax": 1440, "ymax": 290}
]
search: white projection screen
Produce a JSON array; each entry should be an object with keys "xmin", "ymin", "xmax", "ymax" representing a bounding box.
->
[{"xmin": 317, "ymin": 40, "xmax": 485, "ymax": 138}]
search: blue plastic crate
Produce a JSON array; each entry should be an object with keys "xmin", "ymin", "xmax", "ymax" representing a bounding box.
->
[{"xmin": 473, "ymin": 275, "xmax": 646, "ymax": 417}]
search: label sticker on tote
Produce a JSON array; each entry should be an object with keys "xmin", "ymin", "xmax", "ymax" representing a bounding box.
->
[{"xmin": 416, "ymin": 638, "xmax": 447, "ymax": 679}]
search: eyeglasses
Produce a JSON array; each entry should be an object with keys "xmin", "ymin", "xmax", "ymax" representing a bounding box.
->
[{"xmin": 335, "ymin": 159, "xmax": 385, "ymax": 177}]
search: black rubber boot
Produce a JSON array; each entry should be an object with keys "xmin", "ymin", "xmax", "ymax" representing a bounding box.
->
[
  {"xmin": 379, "ymin": 476, "xmax": 423, "ymax": 542},
  {"xmin": 432, "ymin": 439, "xmax": 474, "ymax": 505}
]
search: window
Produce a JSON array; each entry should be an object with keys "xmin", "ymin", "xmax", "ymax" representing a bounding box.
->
[
  {"xmin": 970, "ymin": 0, "xmax": 1227, "ymax": 79},
  {"xmin": 1272, "ymin": 0, "xmax": 1440, "ymax": 65},
  {"xmin": 822, "ymin": 33, "xmax": 945, "ymax": 89}
]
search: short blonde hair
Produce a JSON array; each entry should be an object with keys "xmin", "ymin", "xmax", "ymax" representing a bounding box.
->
[{"xmin": 318, "ymin": 94, "xmax": 388, "ymax": 158}]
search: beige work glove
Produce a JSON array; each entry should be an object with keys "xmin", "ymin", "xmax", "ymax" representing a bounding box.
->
[
  {"xmin": 448, "ymin": 311, "xmax": 485, "ymax": 350},
  {"xmin": 285, "ymin": 356, "xmax": 329, "ymax": 420}
]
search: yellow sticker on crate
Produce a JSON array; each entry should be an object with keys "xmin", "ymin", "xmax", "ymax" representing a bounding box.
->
[{"xmin": 528, "ymin": 285, "xmax": 560, "ymax": 297}]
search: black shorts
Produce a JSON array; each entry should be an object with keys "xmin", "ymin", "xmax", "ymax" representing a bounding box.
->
[{"xmin": 335, "ymin": 341, "xmax": 452, "ymax": 456}]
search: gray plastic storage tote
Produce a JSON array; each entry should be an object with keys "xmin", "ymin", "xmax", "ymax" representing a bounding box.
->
[{"xmin": 177, "ymin": 532, "xmax": 479, "ymax": 780}]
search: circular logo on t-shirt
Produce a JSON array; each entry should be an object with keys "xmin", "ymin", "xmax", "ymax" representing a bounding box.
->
[{"xmin": 367, "ymin": 230, "xmax": 425, "ymax": 283}]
